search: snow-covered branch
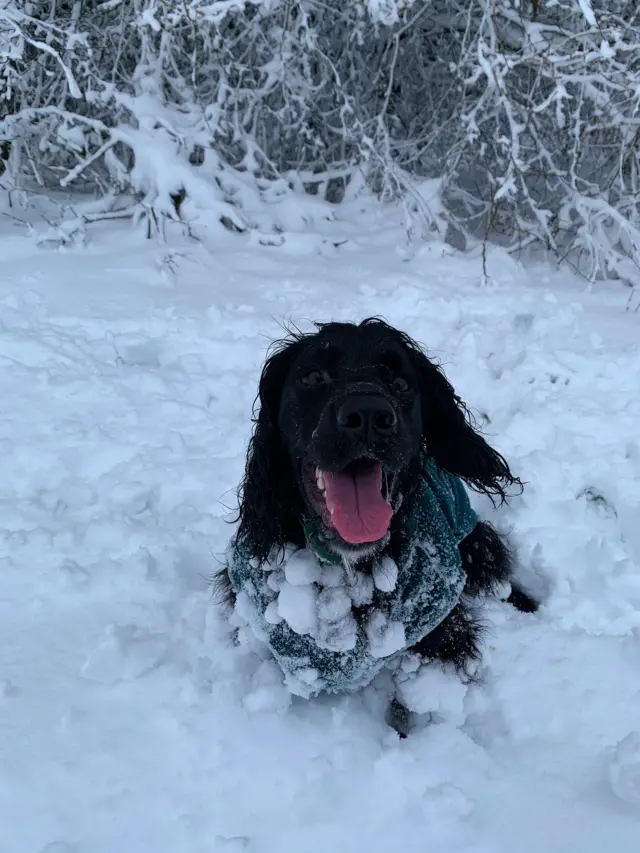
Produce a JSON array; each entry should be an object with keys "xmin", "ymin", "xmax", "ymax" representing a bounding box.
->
[{"xmin": 1, "ymin": 0, "xmax": 638, "ymax": 286}]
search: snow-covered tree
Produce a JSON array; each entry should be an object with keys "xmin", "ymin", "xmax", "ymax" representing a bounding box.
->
[{"xmin": 1, "ymin": 0, "xmax": 638, "ymax": 286}]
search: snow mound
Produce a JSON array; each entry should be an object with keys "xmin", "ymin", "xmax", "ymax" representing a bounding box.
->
[{"xmin": 1, "ymin": 207, "xmax": 639, "ymax": 853}]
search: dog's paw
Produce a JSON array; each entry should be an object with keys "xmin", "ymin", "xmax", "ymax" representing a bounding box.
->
[
  {"xmin": 385, "ymin": 697, "xmax": 413, "ymax": 739},
  {"xmin": 507, "ymin": 582, "xmax": 539, "ymax": 613}
]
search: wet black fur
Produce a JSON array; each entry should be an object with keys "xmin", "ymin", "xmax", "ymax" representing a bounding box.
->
[{"xmin": 217, "ymin": 318, "xmax": 538, "ymax": 711}]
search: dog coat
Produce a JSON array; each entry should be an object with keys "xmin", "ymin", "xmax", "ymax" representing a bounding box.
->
[{"xmin": 226, "ymin": 456, "xmax": 478, "ymax": 698}]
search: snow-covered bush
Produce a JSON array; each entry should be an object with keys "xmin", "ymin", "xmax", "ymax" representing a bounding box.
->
[
  {"xmin": 1, "ymin": 0, "xmax": 639, "ymax": 285},
  {"xmin": 443, "ymin": 0, "xmax": 640, "ymax": 287}
]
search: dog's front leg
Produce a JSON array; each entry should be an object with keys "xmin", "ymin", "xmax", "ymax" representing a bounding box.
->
[{"xmin": 459, "ymin": 521, "xmax": 539, "ymax": 613}]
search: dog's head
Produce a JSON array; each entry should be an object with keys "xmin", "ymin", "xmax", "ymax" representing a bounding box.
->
[{"xmin": 236, "ymin": 318, "xmax": 520, "ymax": 563}]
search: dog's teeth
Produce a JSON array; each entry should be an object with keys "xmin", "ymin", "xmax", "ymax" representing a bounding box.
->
[{"xmin": 316, "ymin": 470, "xmax": 325, "ymax": 491}]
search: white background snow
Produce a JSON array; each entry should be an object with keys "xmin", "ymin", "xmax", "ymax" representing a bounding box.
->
[{"xmin": 1, "ymin": 197, "xmax": 640, "ymax": 853}]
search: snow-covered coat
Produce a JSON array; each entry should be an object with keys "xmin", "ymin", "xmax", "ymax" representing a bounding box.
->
[{"xmin": 226, "ymin": 457, "xmax": 477, "ymax": 697}]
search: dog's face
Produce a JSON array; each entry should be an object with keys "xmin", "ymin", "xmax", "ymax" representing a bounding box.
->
[
  {"xmin": 277, "ymin": 323, "xmax": 424, "ymax": 554},
  {"xmin": 237, "ymin": 318, "xmax": 518, "ymax": 565}
]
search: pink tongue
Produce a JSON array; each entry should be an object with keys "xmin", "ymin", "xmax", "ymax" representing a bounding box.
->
[{"xmin": 322, "ymin": 463, "xmax": 393, "ymax": 544}]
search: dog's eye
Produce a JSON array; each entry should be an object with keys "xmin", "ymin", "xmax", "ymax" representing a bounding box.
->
[
  {"xmin": 299, "ymin": 369, "xmax": 326, "ymax": 388},
  {"xmin": 391, "ymin": 376, "xmax": 410, "ymax": 393}
]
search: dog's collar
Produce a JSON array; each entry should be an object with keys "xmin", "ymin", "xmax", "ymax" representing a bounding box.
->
[{"xmin": 302, "ymin": 521, "xmax": 342, "ymax": 566}]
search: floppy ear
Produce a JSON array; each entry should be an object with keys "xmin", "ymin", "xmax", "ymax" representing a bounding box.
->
[
  {"xmin": 236, "ymin": 336, "xmax": 306, "ymax": 563},
  {"xmin": 408, "ymin": 346, "xmax": 522, "ymax": 503}
]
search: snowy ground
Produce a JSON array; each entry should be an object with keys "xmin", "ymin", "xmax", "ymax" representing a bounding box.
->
[{"xmin": 1, "ymin": 199, "xmax": 640, "ymax": 853}]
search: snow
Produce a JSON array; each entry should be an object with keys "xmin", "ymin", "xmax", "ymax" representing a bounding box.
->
[
  {"xmin": 577, "ymin": 0, "xmax": 597, "ymax": 28},
  {"xmin": 277, "ymin": 581, "xmax": 318, "ymax": 635},
  {"xmin": 1, "ymin": 199, "xmax": 640, "ymax": 853},
  {"xmin": 609, "ymin": 732, "xmax": 640, "ymax": 806},
  {"xmin": 365, "ymin": 610, "xmax": 406, "ymax": 659},
  {"xmin": 372, "ymin": 555, "xmax": 398, "ymax": 592},
  {"xmin": 316, "ymin": 588, "xmax": 352, "ymax": 622},
  {"xmin": 315, "ymin": 613, "xmax": 358, "ymax": 654},
  {"xmin": 397, "ymin": 662, "xmax": 469, "ymax": 722},
  {"xmin": 283, "ymin": 550, "xmax": 322, "ymax": 586}
]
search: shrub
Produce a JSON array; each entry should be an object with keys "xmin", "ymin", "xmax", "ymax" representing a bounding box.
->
[{"xmin": 1, "ymin": 0, "xmax": 638, "ymax": 286}]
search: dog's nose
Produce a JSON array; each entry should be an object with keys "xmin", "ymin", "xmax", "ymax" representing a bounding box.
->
[{"xmin": 336, "ymin": 396, "xmax": 397, "ymax": 438}]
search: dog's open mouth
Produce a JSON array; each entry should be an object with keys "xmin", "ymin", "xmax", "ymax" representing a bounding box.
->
[{"xmin": 307, "ymin": 458, "xmax": 393, "ymax": 545}]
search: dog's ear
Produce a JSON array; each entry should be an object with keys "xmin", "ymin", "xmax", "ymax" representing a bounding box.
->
[
  {"xmin": 406, "ymin": 342, "xmax": 522, "ymax": 503},
  {"xmin": 236, "ymin": 336, "xmax": 306, "ymax": 563}
]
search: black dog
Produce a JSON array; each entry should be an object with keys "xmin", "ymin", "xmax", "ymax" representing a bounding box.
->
[{"xmin": 217, "ymin": 318, "xmax": 537, "ymax": 725}]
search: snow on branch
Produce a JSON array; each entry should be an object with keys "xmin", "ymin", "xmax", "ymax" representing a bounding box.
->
[{"xmin": 0, "ymin": 0, "xmax": 639, "ymax": 287}]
